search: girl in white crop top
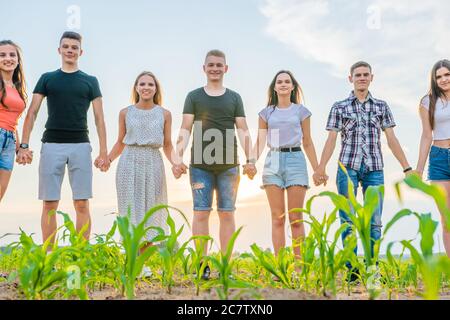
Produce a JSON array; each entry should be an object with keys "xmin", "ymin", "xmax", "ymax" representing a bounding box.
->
[
  {"xmin": 415, "ymin": 59, "xmax": 450, "ymax": 257},
  {"xmin": 251, "ymin": 70, "xmax": 320, "ymax": 264}
]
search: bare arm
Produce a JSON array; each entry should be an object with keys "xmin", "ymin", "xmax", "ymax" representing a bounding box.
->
[
  {"xmin": 20, "ymin": 93, "xmax": 44, "ymax": 144},
  {"xmin": 15, "ymin": 129, "xmax": 20, "ymax": 152},
  {"xmin": 251, "ymin": 116, "xmax": 268, "ymax": 162},
  {"xmin": 17, "ymin": 93, "xmax": 45, "ymax": 164},
  {"xmin": 92, "ymin": 97, "xmax": 108, "ymax": 155},
  {"xmin": 313, "ymin": 130, "xmax": 338, "ymax": 186},
  {"xmin": 174, "ymin": 114, "xmax": 194, "ymax": 165},
  {"xmin": 301, "ymin": 117, "xmax": 319, "ymax": 170},
  {"xmin": 162, "ymin": 110, "xmax": 176, "ymax": 166},
  {"xmin": 317, "ymin": 130, "xmax": 338, "ymax": 171},
  {"xmin": 235, "ymin": 116, "xmax": 253, "ymax": 161},
  {"xmin": 384, "ymin": 127, "xmax": 411, "ymax": 171},
  {"xmin": 416, "ymin": 106, "xmax": 433, "ymax": 175},
  {"xmin": 107, "ymin": 108, "xmax": 127, "ymax": 163}
]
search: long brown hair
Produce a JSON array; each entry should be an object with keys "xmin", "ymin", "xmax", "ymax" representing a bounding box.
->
[
  {"xmin": 0, "ymin": 40, "xmax": 27, "ymax": 109},
  {"xmin": 423, "ymin": 59, "xmax": 450, "ymax": 130},
  {"xmin": 131, "ymin": 71, "xmax": 162, "ymax": 105},
  {"xmin": 267, "ymin": 70, "xmax": 304, "ymax": 107}
]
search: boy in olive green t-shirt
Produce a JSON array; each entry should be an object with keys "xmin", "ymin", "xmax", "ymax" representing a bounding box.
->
[{"xmin": 174, "ymin": 50, "xmax": 255, "ymax": 280}]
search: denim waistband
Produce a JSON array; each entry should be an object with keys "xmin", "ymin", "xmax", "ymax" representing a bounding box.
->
[
  {"xmin": 0, "ymin": 127, "xmax": 14, "ymax": 136},
  {"xmin": 431, "ymin": 145, "xmax": 450, "ymax": 152}
]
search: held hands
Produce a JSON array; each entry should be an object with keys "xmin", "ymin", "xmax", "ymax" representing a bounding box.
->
[
  {"xmin": 16, "ymin": 148, "xmax": 33, "ymax": 165},
  {"xmin": 313, "ymin": 166, "xmax": 329, "ymax": 186},
  {"xmin": 172, "ymin": 162, "xmax": 188, "ymax": 179},
  {"xmin": 94, "ymin": 154, "xmax": 110, "ymax": 172},
  {"xmin": 243, "ymin": 163, "xmax": 257, "ymax": 180}
]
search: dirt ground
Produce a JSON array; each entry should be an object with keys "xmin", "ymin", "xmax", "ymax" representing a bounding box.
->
[{"xmin": 1, "ymin": 279, "xmax": 449, "ymax": 300}]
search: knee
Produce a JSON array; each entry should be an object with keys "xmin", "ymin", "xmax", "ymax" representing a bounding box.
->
[
  {"xmin": 194, "ymin": 212, "xmax": 210, "ymax": 223},
  {"xmin": 43, "ymin": 201, "xmax": 58, "ymax": 213},
  {"xmin": 74, "ymin": 200, "xmax": 89, "ymax": 212},
  {"xmin": 272, "ymin": 212, "xmax": 285, "ymax": 228},
  {"xmin": 218, "ymin": 212, "xmax": 234, "ymax": 223},
  {"xmin": 289, "ymin": 213, "xmax": 303, "ymax": 227}
]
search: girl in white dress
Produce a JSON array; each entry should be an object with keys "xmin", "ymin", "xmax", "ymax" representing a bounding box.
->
[{"xmin": 108, "ymin": 71, "xmax": 177, "ymax": 255}]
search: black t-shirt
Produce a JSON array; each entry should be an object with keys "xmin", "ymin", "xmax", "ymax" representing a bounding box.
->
[
  {"xmin": 33, "ymin": 69, "xmax": 102, "ymax": 143},
  {"xmin": 183, "ymin": 87, "xmax": 246, "ymax": 172}
]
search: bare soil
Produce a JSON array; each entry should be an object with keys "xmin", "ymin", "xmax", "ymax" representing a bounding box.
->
[{"xmin": 1, "ymin": 280, "xmax": 449, "ymax": 300}]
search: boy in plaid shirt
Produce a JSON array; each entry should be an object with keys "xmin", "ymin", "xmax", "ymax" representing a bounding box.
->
[{"xmin": 314, "ymin": 61, "xmax": 412, "ymax": 278}]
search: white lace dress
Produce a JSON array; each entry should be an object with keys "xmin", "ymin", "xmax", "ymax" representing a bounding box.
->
[{"xmin": 116, "ymin": 105, "xmax": 168, "ymax": 241}]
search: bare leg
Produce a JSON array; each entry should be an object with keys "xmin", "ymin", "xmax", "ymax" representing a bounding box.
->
[
  {"xmin": 0, "ymin": 169, "xmax": 13, "ymax": 202},
  {"xmin": 74, "ymin": 199, "xmax": 91, "ymax": 240},
  {"xmin": 42, "ymin": 200, "xmax": 59, "ymax": 245},
  {"xmin": 265, "ymin": 185, "xmax": 286, "ymax": 256},
  {"xmin": 287, "ymin": 186, "xmax": 307, "ymax": 260},
  {"xmin": 192, "ymin": 210, "xmax": 211, "ymax": 255},
  {"xmin": 217, "ymin": 211, "xmax": 236, "ymax": 254},
  {"xmin": 431, "ymin": 181, "xmax": 450, "ymax": 257}
]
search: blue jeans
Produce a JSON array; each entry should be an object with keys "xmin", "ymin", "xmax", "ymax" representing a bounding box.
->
[
  {"xmin": 428, "ymin": 145, "xmax": 450, "ymax": 181},
  {"xmin": 0, "ymin": 128, "xmax": 16, "ymax": 171},
  {"xmin": 189, "ymin": 166, "xmax": 240, "ymax": 212},
  {"xmin": 336, "ymin": 163, "xmax": 384, "ymax": 267}
]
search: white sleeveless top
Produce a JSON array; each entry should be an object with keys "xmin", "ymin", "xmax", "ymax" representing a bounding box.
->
[
  {"xmin": 123, "ymin": 105, "xmax": 164, "ymax": 147},
  {"xmin": 421, "ymin": 96, "xmax": 450, "ymax": 140}
]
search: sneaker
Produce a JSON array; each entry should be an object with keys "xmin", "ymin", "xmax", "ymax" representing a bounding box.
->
[
  {"xmin": 201, "ymin": 265, "xmax": 211, "ymax": 281},
  {"xmin": 139, "ymin": 266, "xmax": 153, "ymax": 279}
]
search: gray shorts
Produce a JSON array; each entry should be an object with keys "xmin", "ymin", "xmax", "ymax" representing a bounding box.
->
[{"xmin": 39, "ymin": 143, "xmax": 93, "ymax": 201}]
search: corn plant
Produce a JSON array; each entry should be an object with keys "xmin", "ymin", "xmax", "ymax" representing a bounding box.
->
[
  {"xmin": 116, "ymin": 205, "xmax": 166, "ymax": 299},
  {"xmin": 159, "ymin": 214, "xmax": 192, "ymax": 294},
  {"xmin": 385, "ymin": 210, "xmax": 448, "ymax": 299},
  {"xmin": 392, "ymin": 174, "xmax": 450, "ymax": 299},
  {"xmin": 208, "ymin": 227, "xmax": 251, "ymax": 299},
  {"xmin": 185, "ymin": 235, "xmax": 212, "ymax": 296},
  {"xmin": 17, "ymin": 229, "xmax": 68, "ymax": 299},
  {"xmin": 250, "ymin": 244, "xmax": 295, "ymax": 288},
  {"xmin": 292, "ymin": 193, "xmax": 357, "ymax": 297},
  {"xmin": 320, "ymin": 163, "xmax": 384, "ymax": 299},
  {"xmin": 82, "ymin": 222, "xmax": 124, "ymax": 292}
]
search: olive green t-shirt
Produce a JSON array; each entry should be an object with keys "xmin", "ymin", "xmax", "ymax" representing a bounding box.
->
[
  {"xmin": 33, "ymin": 69, "xmax": 102, "ymax": 143},
  {"xmin": 183, "ymin": 87, "xmax": 245, "ymax": 172}
]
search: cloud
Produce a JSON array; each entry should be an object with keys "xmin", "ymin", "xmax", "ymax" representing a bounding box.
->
[{"xmin": 260, "ymin": 0, "xmax": 450, "ymax": 112}]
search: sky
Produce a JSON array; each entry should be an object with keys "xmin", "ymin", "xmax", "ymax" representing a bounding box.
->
[{"xmin": 1, "ymin": 0, "xmax": 449, "ymax": 254}]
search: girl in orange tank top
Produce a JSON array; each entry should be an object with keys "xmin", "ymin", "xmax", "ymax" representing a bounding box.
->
[{"xmin": 0, "ymin": 40, "xmax": 27, "ymax": 201}]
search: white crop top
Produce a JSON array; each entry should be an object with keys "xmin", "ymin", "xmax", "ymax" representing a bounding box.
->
[{"xmin": 421, "ymin": 95, "xmax": 450, "ymax": 140}]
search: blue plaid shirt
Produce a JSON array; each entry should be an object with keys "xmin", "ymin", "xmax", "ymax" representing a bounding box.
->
[{"xmin": 326, "ymin": 91, "xmax": 396, "ymax": 171}]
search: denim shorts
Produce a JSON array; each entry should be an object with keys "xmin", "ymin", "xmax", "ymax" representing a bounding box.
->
[
  {"xmin": 428, "ymin": 145, "xmax": 450, "ymax": 181},
  {"xmin": 39, "ymin": 143, "xmax": 93, "ymax": 201},
  {"xmin": 0, "ymin": 128, "xmax": 16, "ymax": 171},
  {"xmin": 189, "ymin": 166, "xmax": 240, "ymax": 212},
  {"xmin": 262, "ymin": 150, "xmax": 309, "ymax": 189}
]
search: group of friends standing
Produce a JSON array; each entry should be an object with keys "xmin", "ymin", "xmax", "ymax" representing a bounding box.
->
[{"xmin": 1, "ymin": 31, "xmax": 450, "ymax": 280}]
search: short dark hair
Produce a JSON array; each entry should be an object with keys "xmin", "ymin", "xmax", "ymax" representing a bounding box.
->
[
  {"xmin": 205, "ymin": 49, "xmax": 226, "ymax": 63},
  {"xmin": 350, "ymin": 61, "xmax": 372, "ymax": 75},
  {"xmin": 60, "ymin": 31, "xmax": 82, "ymax": 45}
]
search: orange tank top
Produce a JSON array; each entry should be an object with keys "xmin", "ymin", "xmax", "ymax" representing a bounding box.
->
[{"xmin": 0, "ymin": 86, "xmax": 26, "ymax": 132}]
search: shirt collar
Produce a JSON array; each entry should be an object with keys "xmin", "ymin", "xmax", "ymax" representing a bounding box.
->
[{"xmin": 348, "ymin": 91, "xmax": 373, "ymax": 103}]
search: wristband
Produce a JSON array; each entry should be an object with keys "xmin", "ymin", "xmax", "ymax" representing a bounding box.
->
[{"xmin": 403, "ymin": 167, "xmax": 412, "ymax": 173}]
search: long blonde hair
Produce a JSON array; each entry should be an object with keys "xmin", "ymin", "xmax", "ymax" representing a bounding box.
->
[{"xmin": 131, "ymin": 71, "xmax": 162, "ymax": 105}]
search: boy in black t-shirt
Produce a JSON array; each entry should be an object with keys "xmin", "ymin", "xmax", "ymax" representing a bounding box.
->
[{"xmin": 17, "ymin": 31, "xmax": 108, "ymax": 245}]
